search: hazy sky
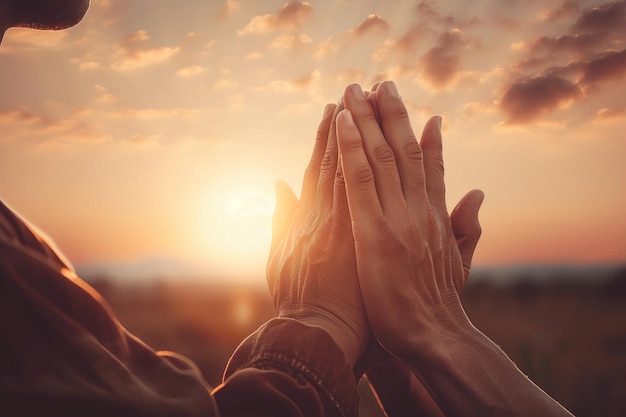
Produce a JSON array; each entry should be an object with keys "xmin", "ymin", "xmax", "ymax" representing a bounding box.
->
[{"xmin": 1, "ymin": 0, "xmax": 624, "ymax": 281}]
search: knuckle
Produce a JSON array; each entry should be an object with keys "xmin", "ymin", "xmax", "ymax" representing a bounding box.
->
[
  {"xmin": 373, "ymin": 143, "xmax": 396, "ymax": 164},
  {"xmin": 403, "ymin": 140, "xmax": 423, "ymax": 161},
  {"xmin": 320, "ymin": 148, "xmax": 338, "ymax": 174},
  {"xmin": 351, "ymin": 164, "xmax": 375, "ymax": 185},
  {"xmin": 352, "ymin": 107, "xmax": 378, "ymax": 125},
  {"xmin": 386, "ymin": 100, "xmax": 410, "ymax": 122}
]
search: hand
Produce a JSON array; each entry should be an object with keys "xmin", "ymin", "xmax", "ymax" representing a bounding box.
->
[
  {"xmin": 267, "ymin": 102, "xmax": 369, "ymax": 368},
  {"xmin": 338, "ymin": 82, "xmax": 573, "ymax": 417},
  {"xmin": 354, "ymin": 84, "xmax": 483, "ymax": 417},
  {"xmin": 337, "ymin": 81, "xmax": 483, "ymax": 357}
]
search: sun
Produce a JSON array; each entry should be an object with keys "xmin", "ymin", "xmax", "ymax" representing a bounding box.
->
[
  {"xmin": 191, "ymin": 171, "xmax": 276, "ymax": 279},
  {"xmin": 225, "ymin": 188, "xmax": 272, "ymax": 218}
]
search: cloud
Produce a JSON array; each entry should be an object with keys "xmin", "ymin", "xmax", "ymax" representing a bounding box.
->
[
  {"xmin": 418, "ymin": 28, "xmax": 468, "ymax": 89},
  {"xmin": 111, "ymin": 108, "xmax": 199, "ymax": 119},
  {"xmin": 501, "ymin": 2, "xmax": 626, "ymax": 124},
  {"xmin": 594, "ymin": 107, "xmax": 626, "ymax": 121},
  {"xmin": 263, "ymin": 70, "xmax": 320, "ymax": 94},
  {"xmin": 277, "ymin": 102, "xmax": 312, "ymax": 117},
  {"xmin": 238, "ymin": 2, "xmax": 312, "ymax": 35},
  {"xmin": 111, "ymin": 30, "xmax": 180, "ymax": 71},
  {"xmin": 572, "ymin": 0, "xmax": 626, "ymax": 35},
  {"xmin": 246, "ymin": 51, "xmax": 263, "ymax": 60},
  {"xmin": 269, "ymin": 33, "xmax": 312, "ymax": 50},
  {"xmin": 176, "ymin": 65, "xmax": 205, "ymax": 78},
  {"xmin": 499, "ymin": 75, "xmax": 582, "ymax": 124},
  {"xmin": 219, "ymin": 0, "xmax": 240, "ymax": 20},
  {"xmin": 352, "ymin": 14, "xmax": 390, "ymax": 37},
  {"xmin": 528, "ymin": 1, "xmax": 626, "ymax": 55},
  {"xmin": 228, "ymin": 95, "xmax": 245, "ymax": 111},
  {"xmin": 413, "ymin": 0, "xmax": 479, "ymax": 29},
  {"xmin": 332, "ymin": 68, "xmax": 367, "ymax": 85},
  {"xmin": 579, "ymin": 49, "xmax": 626, "ymax": 86},
  {"xmin": 213, "ymin": 79, "xmax": 239, "ymax": 91},
  {"xmin": 373, "ymin": 1, "xmax": 479, "ymax": 62},
  {"xmin": 536, "ymin": 0, "xmax": 580, "ymax": 22},
  {"xmin": 0, "ymin": 107, "xmax": 107, "ymax": 143}
]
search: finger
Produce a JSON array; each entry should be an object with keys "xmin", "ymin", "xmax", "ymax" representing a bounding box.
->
[
  {"xmin": 376, "ymin": 81, "xmax": 429, "ymax": 212},
  {"xmin": 270, "ymin": 180, "xmax": 299, "ymax": 253},
  {"xmin": 343, "ymin": 83, "xmax": 404, "ymax": 216},
  {"xmin": 367, "ymin": 90, "xmax": 382, "ymax": 126},
  {"xmin": 419, "ymin": 115, "xmax": 447, "ymax": 214},
  {"xmin": 318, "ymin": 99, "xmax": 345, "ymax": 211},
  {"xmin": 336, "ymin": 109, "xmax": 384, "ymax": 241},
  {"xmin": 299, "ymin": 103, "xmax": 336, "ymax": 212},
  {"xmin": 450, "ymin": 189, "xmax": 484, "ymax": 286},
  {"xmin": 332, "ymin": 143, "xmax": 350, "ymax": 221}
]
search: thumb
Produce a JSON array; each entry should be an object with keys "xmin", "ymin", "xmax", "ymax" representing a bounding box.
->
[
  {"xmin": 270, "ymin": 180, "xmax": 298, "ymax": 253},
  {"xmin": 450, "ymin": 189, "xmax": 484, "ymax": 289}
]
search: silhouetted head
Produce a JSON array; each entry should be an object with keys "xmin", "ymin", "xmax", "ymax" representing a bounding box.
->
[{"xmin": 1, "ymin": 0, "xmax": 90, "ymax": 43}]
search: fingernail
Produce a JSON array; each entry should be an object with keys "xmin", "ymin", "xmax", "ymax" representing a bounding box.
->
[
  {"xmin": 339, "ymin": 109, "xmax": 355, "ymax": 126},
  {"xmin": 349, "ymin": 83, "xmax": 365, "ymax": 100},
  {"xmin": 386, "ymin": 81, "xmax": 401, "ymax": 99}
]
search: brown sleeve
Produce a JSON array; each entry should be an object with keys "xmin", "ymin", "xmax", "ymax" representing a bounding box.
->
[
  {"xmin": 0, "ymin": 199, "xmax": 218, "ymax": 417},
  {"xmin": 213, "ymin": 318, "xmax": 360, "ymax": 417}
]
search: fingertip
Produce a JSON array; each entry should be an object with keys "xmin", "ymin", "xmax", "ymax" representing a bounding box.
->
[
  {"xmin": 469, "ymin": 189, "xmax": 485, "ymax": 210},
  {"xmin": 434, "ymin": 115, "xmax": 442, "ymax": 131},
  {"xmin": 323, "ymin": 103, "xmax": 336, "ymax": 119},
  {"xmin": 337, "ymin": 108, "xmax": 355, "ymax": 127},
  {"xmin": 382, "ymin": 80, "xmax": 401, "ymax": 99},
  {"xmin": 274, "ymin": 179, "xmax": 295, "ymax": 201}
]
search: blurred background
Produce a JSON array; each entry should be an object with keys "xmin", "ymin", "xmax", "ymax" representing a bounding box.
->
[
  {"xmin": 1, "ymin": 0, "xmax": 625, "ymax": 415},
  {"xmin": 87, "ymin": 265, "xmax": 626, "ymax": 417}
]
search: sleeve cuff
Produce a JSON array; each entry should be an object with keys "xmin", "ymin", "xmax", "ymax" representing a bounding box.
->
[{"xmin": 223, "ymin": 317, "xmax": 359, "ymax": 417}]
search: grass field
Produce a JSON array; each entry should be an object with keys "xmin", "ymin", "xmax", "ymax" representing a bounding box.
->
[{"xmin": 90, "ymin": 265, "xmax": 626, "ymax": 416}]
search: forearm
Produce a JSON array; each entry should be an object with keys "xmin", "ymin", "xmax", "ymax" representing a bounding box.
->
[{"xmin": 406, "ymin": 318, "xmax": 573, "ymax": 417}]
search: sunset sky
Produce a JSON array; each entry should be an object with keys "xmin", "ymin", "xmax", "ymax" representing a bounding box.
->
[{"xmin": 1, "ymin": 0, "xmax": 624, "ymax": 282}]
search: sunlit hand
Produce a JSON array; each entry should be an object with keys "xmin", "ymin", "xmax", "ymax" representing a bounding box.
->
[
  {"xmin": 353, "ymin": 84, "xmax": 483, "ymax": 416},
  {"xmin": 267, "ymin": 102, "xmax": 369, "ymax": 368},
  {"xmin": 339, "ymin": 81, "xmax": 574, "ymax": 417},
  {"xmin": 337, "ymin": 81, "xmax": 483, "ymax": 357}
]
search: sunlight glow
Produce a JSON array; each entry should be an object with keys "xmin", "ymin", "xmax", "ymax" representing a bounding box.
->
[{"xmin": 190, "ymin": 169, "xmax": 275, "ymax": 278}]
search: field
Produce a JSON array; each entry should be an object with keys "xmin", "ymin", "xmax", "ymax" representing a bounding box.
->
[{"xmin": 89, "ymin": 265, "xmax": 626, "ymax": 416}]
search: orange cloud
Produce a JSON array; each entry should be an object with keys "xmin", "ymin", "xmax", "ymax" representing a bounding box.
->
[
  {"xmin": 418, "ymin": 28, "xmax": 468, "ymax": 89},
  {"xmin": 579, "ymin": 49, "xmax": 626, "ymax": 86},
  {"xmin": 111, "ymin": 30, "xmax": 180, "ymax": 71},
  {"xmin": 0, "ymin": 107, "xmax": 107, "ymax": 143},
  {"xmin": 112, "ymin": 108, "xmax": 199, "ymax": 119},
  {"xmin": 499, "ymin": 75, "xmax": 581, "ymax": 125},
  {"xmin": 536, "ymin": 1, "xmax": 580, "ymax": 22},
  {"xmin": 219, "ymin": 0, "xmax": 240, "ymax": 20},
  {"xmin": 528, "ymin": 1, "xmax": 626, "ymax": 55},
  {"xmin": 238, "ymin": 1, "xmax": 312, "ymax": 35},
  {"xmin": 260, "ymin": 71, "xmax": 320, "ymax": 95},
  {"xmin": 594, "ymin": 107, "xmax": 626, "ymax": 121},
  {"xmin": 352, "ymin": 14, "xmax": 389, "ymax": 37},
  {"xmin": 177, "ymin": 65, "xmax": 205, "ymax": 78},
  {"xmin": 269, "ymin": 33, "xmax": 312, "ymax": 50},
  {"xmin": 500, "ymin": 2, "xmax": 626, "ymax": 124}
]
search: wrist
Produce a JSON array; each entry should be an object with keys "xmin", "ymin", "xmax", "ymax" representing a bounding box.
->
[
  {"xmin": 398, "ymin": 291, "xmax": 475, "ymax": 362},
  {"xmin": 280, "ymin": 312, "xmax": 365, "ymax": 368}
]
